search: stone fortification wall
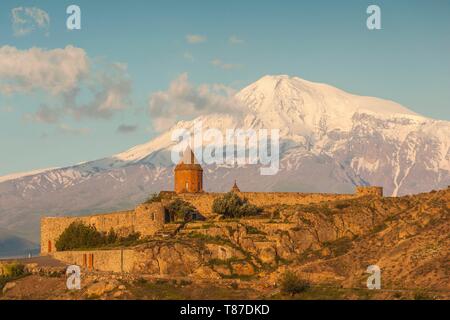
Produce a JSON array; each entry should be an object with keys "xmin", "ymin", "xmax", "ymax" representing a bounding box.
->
[
  {"xmin": 40, "ymin": 203, "xmax": 165, "ymax": 255},
  {"xmin": 178, "ymin": 190, "xmax": 377, "ymax": 215}
]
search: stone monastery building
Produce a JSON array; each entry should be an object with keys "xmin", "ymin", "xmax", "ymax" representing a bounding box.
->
[{"xmin": 41, "ymin": 149, "xmax": 382, "ymax": 255}]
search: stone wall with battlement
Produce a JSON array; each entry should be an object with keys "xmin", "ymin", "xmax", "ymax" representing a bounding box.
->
[
  {"xmin": 40, "ymin": 186, "xmax": 383, "ymax": 255},
  {"xmin": 178, "ymin": 187, "xmax": 383, "ymax": 215},
  {"xmin": 40, "ymin": 202, "xmax": 165, "ymax": 255}
]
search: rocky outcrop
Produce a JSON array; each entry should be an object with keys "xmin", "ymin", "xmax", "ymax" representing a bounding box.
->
[
  {"xmin": 22, "ymin": 187, "xmax": 449, "ymax": 295},
  {"xmin": 2, "ymin": 282, "xmax": 16, "ymax": 294},
  {"xmin": 86, "ymin": 280, "xmax": 120, "ymax": 297}
]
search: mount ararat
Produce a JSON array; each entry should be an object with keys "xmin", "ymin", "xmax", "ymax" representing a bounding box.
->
[{"xmin": 0, "ymin": 75, "xmax": 449, "ymax": 249}]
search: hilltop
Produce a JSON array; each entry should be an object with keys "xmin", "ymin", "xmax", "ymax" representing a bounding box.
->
[{"xmin": 1, "ymin": 187, "xmax": 448, "ymax": 300}]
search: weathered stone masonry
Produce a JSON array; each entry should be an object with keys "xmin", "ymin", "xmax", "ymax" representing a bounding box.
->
[
  {"xmin": 40, "ymin": 148, "xmax": 384, "ymax": 272},
  {"xmin": 178, "ymin": 188, "xmax": 381, "ymax": 215},
  {"xmin": 41, "ymin": 202, "xmax": 165, "ymax": 255}
]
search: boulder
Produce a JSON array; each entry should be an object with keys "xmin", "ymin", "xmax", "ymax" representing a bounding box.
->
[
  {"xmin": 113, "ymin": 291, "xmax": 125, "ymax": 298},
  {"xmin": 213, "ymin": 265, "xmax": 232, "ymax": 276},
  {"xmin": 256, "ymin": 244, "xmax": 277, "ymax": 265},
  {"xmin": 85, "ymin": 280, "xmax": 119, "ymax": 297},
  {"xmin": 2, "ymin": 282, "xmax": 16, "ymax": 294},
  {"xmin": 191, "ymin": 266, "xmax": 221, "ymax": 279},
  {"xmin": 231, "ymin": 262, "xmax": 255, "ymax": 276},
  {"xmin": 3, "ymin": 282, "xmax": 17, "ymax": 294}
]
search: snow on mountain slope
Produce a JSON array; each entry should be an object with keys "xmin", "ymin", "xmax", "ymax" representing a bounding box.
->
[
  {"xmin": 0, "ymin": 167, "xmax": 59, "ymax": 184},
  {"xmin": 236, "ymin": 75, "xmax": 419, "ymax": 136},
  {"xmin": 0, "ymin": 75, "xmax": 449, "ymax": 243},
  {"xmin": 111, "ymin": 75, "xmax": 430, "ymax": 164}
]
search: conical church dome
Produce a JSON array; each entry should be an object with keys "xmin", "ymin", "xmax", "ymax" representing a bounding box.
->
[{"xmin": 174, "ymin": 147, "xmax": 203, "ymax": 193}]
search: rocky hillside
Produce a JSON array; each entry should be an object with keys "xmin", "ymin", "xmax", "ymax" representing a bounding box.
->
[
  {"xmin": 167, "ymin": 187, "xmax": 449, "ymax": 293},
  {"xmin": 1, "ymin": 187, "xmax": 448, "ymax": 300}
]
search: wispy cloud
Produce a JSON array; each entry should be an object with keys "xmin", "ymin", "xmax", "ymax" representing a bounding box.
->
[
  {"xmin": 186, "ymin": 34, "xmax": 207, "ymax": 44},
  {"xmin": 116, "ymin": 124, "xmax": 138, "ymax": 134},
  {"xmin": 210, "ymin": 58, "xmax": 240, "ymax": 70},
  {"xmin": 229, "ymin": 35, "xmax": 244, "ymax": 45},
  {"xmin": 0, "ymin": 45, "xmax": 132, "ymax": 125},
  {"xmin": 24, "ymin": 105, "xmax": 60, "ymax": 123},
  {"xmin": 148, "ymin": 73, "xmax": 243, "ymax": 131},
  {"xmin": 0, "ymin": 45, "xmax": 88, "ymax": 95},
  {"xmin": 11, "ymin": 7, "xmax": 50, "ymax": 37}
]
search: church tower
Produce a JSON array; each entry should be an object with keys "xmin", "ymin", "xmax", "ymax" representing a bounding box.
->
[{"xmin": 174, "ymin": 148, "xmax": 203, "ymax": 193}]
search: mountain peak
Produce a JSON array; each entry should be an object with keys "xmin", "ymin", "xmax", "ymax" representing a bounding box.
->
[
  {"xmin": 0, "ymin": 75, "xmax": 434, "ymax": 188},
  {"xmin": 250, "ymin": 74, "xmax": 312, "ymax": 93},
  {"xmin": 236, "ymin": 74, "xmax": 420, "ymax": 135},
  {"xmin": 256, "ymin": 74, "xmax": 291, "ymax": 82},
  {"xmin": 252, "ymin": 74, "xmax": 333, "ymax": 90}
]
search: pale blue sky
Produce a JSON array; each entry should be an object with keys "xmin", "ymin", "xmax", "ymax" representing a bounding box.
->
[{"xmin": 0, "ymin": 0, "xmax": 449, "ymax": 176}]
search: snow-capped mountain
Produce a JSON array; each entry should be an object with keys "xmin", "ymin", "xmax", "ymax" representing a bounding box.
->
[{"xmin": 1, "ymin": 75, "xmax": 449, "ymax": 244}]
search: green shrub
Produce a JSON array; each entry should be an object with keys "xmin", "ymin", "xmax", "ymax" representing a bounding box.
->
[
  {"xmin": 335, "ymin": 202, "xmax": 350, "ymax": 210},
  {"xmin": 271, "ymin": 209, "xmax": 281, "ymax": 219},
  {"xmin": 118, "ymin": 232, "xmax": 141, "ymax": 245},
  {"xmin": 55, "ymin": 221, "xmax": 105, "ymax": 251},
  {"xmin": 280, "ymin": 271, "xmax": 310, "ymax": 295},
  {"xmin": 134, "ymin": 277, "xmax": 148, "ymax": 286},
  {"xmin": 106, "ymin": 228, "xmax": 118, "ymax": 243},
  {"xmin": 414, "ymin": 290, "xmax": 433, "ymax": 300},
  {"xmin": 246, "ymin": 225, "xmax": 265, "ymax": 235},
  {"xmin": 322, "ymin": 237, "xmax": 353, "ymax": 257},
  {"xmin": 144, "ymin": 193, "xmax": 162, "ymax": 204},
  {"xmin": 179, "ymin": 279, "xmax": 192, "ymax": 287},
  {"xmin": 2, "ymin": 262, "xmax": 25, "ymax": 277},
  {"xmin": 55, "ymin": 221, "xmax": 141, "ymax": 251},
  {"xmin": 212, "ymin": 192, "xmax": 262, "ymax": 218},
  {"xmin": 165, "ymin": 199, "xmax": 200, "ymax": 222}
]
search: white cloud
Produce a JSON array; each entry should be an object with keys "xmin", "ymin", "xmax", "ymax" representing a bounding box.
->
[
  {"xmin": 0, "ymin": 45, "xmax": 88, "ymax": 95},
  {"xmin": 211, "ymin": 58, "xmax": 240, "ymax": 70},
  {"xmin": 186, "ymin": 34, "xmax": 207, "ymax": 44},
  {"xmin": 68, "ymin": 62, "xmax": 132, "ymax": 119},
  {"xmin": 148, "ymin": 73, "xmax": 242, "ymax": 131},
  {"xmin": 12, "ymin": 7, "xmax": 50, "ymax": 37},
  {"xmin": 0, "ymin": 45, "xmax": 132, "ymax": 124},
  {"xmin": 229, "ymin": 35, "xmax": 244, "ymax": 44}
]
